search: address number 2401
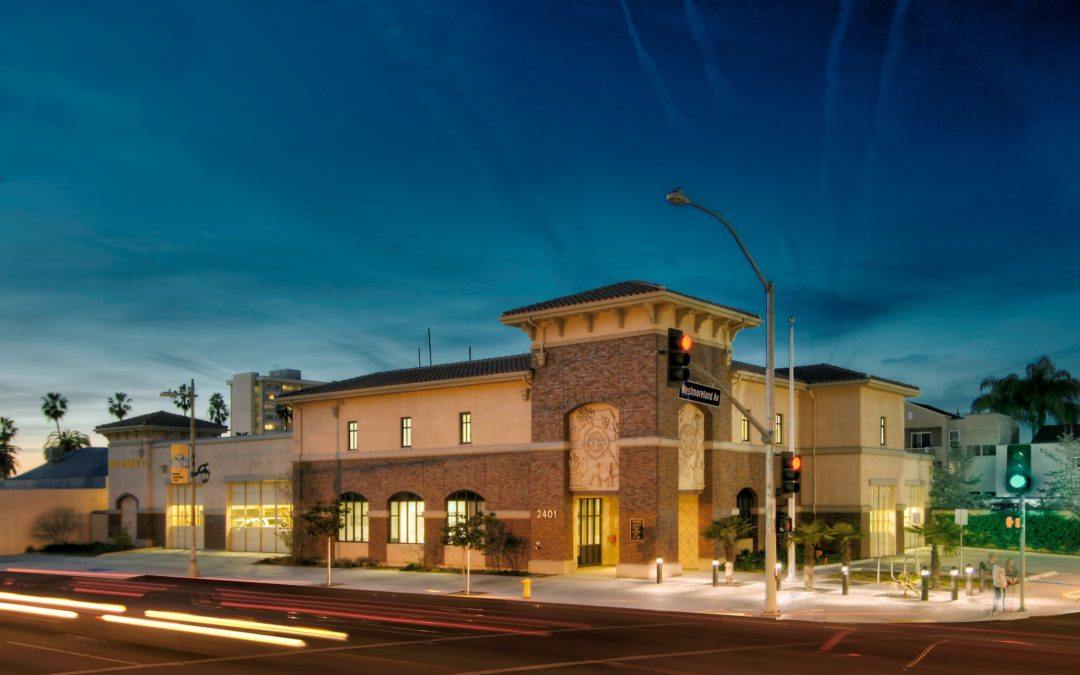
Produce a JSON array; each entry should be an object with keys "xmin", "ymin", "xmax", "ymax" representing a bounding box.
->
[{"xmin": 535, "ymin": 509, "xmax": 557, "ymax": 519}]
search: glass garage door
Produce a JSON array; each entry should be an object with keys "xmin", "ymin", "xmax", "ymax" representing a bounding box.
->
[{"xmin": 227, "ymin": 481, "xmax": 291, "ymax": 554}]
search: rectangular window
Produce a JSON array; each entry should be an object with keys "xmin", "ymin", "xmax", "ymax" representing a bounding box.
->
[
  {"xmin": 879, "ymin": 416, "xmax": 887, "ymax": 445},
  {"xmin": 459, "ymin": 412, "xmax": 472, "ymax": 445},
  {"xmin": 775, "ymin": 414, "xmax": 783, "ymax": 445},
  {"xmin": 389, "ymin": 498, "xmax": 425, "ymax": 544},
  {"xmin": 740, "ymin": 415, "xmax": 750, "ymax": 442},
  {"xmin": 948, "ymin": 430, "xmax": 960, "ymax": 447},
  {"xmin": 869, "ymin": 485, "xmax": 896, "ymax": 557},
  {"xmin": 982, "ymin": 445, "xmax": 997, "ymax": 456},
  {"xmin": 910, "ymin": 431, "xmax": 932, "ymax": 448},
  {"xmin": 347, "ymin": 421, "xmax": 358, "ymax": 451},
  {"xmin": 338, "ymin": 498, "xmax": 369, "ymax": 543},
  {"xmin": 400, "ymin": 417, "xmax": 412, "ymax": 448},
  {"xmin": 167, "ymin": 485, "xmax": 204, "ymax": 549}
]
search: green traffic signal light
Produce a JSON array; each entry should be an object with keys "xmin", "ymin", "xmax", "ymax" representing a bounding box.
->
[{"xmin": 1005, "ymin": 444, "xmax": 1032, "ymax": 494}]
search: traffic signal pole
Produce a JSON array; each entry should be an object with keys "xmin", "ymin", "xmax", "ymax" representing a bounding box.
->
[
  {"xmin": 1020, "ymin": 495, "xmax": 1026, "ymax": 611},
  {"xmin": 786, "ymin": 316, "xmax": 796, "ymax": 581}
]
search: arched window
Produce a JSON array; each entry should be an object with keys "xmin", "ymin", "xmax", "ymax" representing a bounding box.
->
[
  {"xmin": 338, "ymin": 492, "xmax": 368, "ymax": 543},
  {"xmin": 736, "ymin": 488, "xmax": 757, "ymax": 524},
  {"xmin": 389, "ymin": 492, "xmax": 425, "ymax": 544},
  {"xmin": 446, "ymin": 490, "xmax": 485, "ymax": 528}
]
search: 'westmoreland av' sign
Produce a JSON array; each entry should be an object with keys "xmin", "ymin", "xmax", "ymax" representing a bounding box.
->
[{"xmin": 678, "ymin": 380, "xmax": 722, "ymax": 407}]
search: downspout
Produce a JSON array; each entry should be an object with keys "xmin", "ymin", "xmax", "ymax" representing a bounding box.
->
[{"xmin": 809, "ymin": 389, "xmax": 817, "ymax": 516}]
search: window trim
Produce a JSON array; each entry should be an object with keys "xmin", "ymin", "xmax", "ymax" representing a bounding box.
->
[
  {"xmin": 388, "ymin": 492, "xmax": 425, "ymax": 544},
  {"xmin": 347, "ymin": 420, "xmax": 358, "ymax": 451},
  {"xmin": 879, "ymin": 416, "xmax": 887, "ymax": 446},
  {"xmin": 774, "ymin": 413, "xmax": 783, "ymax": 445},
  {"xmin": 338, "ymin": 492, "xmax": 369, "ymax": 543},
  {"xmin": 740, "ymin": 415, "xmax": 750, "ymax": 443},
  {"xmin": 910, "ymin": 431, "xmax": 932, "ymax": 449},
  {"xmin": 400, "ymin": 416, "xmax": 412, "ymax": 448},
  {"xmin": 459, "ymin": 411, "xmax": 472, "ymax": 445}
]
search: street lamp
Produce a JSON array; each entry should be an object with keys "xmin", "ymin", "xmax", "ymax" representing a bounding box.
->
[
  {"xmin": 666, "ymin": 187, "xmax": 779, "ymax": 615},
  {"xmin": 161, "ymin": 379, "xmax": 200, "ymax": 578}
]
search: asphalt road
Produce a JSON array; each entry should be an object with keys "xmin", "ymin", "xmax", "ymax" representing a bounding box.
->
[{"xmin": 0, "ymin": 569, "xmax": 1076, "ymax": 674}]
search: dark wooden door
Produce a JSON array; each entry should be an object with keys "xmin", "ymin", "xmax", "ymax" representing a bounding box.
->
[{"xmin": 577, "ymin": 498, "xmax": 602, "ymax": 566}]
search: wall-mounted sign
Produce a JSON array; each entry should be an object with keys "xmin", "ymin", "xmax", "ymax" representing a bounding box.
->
[
  {"xmin": 109, "ymin": 458, "xmax": 147, "ymax": 470},
  {"xmin": 169, "ymin": 443, "xmax": 190, "ymax": 485},
  {"xmin": 535, "ymin": 509, "xmax": 557, "ymax": 519},
  {"xmin": 630, "ymin": 518, "xmax": 645, "ymax": 542},
  {"xmin": 678, "ymin": 381, "xmax": 721, "ymax": 408}
]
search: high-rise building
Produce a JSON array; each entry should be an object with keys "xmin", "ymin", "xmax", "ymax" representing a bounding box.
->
[{"xmin": 228, "ymin": 369, "xmax": 323, "ymax": 435}]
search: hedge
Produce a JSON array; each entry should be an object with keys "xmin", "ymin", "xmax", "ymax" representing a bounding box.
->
[{"xmin": 939, "ymin": 511, "xmax": 1080, "ymax": 554}]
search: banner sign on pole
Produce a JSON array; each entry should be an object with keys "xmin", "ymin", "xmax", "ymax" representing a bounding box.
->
[
  {"xmin": 170, "ymin": 443, "xmax": 190, "ymax": 485},
  {"xmin": 955, "ymin": 508, "xmax": 968, "ymax": 526},
  {"xmin": 678, "ymin": 380, "xmax": 722, "ymax": 408}
]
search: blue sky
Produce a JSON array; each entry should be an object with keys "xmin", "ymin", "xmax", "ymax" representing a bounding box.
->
[{"xmin": 2, "ymin": 1, "xmax": 1078, "ymax": 468}]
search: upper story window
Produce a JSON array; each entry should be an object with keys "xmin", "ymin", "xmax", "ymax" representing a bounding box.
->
[
  {"xmin": 338, "ymin": 493, "xmax": 368, "ymax": 543},
  {"xmin": 459, "ymin": 412, "xmax": 472, "ymax": 445},
  {"xmin": 347, "ymin": 421, "xmax": 358, "ymax": 451},
  {"xmin": 401, "ymin": 417, "xmax": 412, "ymax": 448},
  {"xmin": 740, "ymin": 415, "xmax": 750, "ymax": 442},
  {"xmin": 389, "ymin": 492, "xmax": 424, "ymax": 544},
  {"xmin": 879, "ymin": 416, "xmax": 887, "ymax": 446},
  {"xmin": 948, "ymin": 430, "xmax": 960, "ymax": 447},
  {"xmin": 775, "ymin": 414, "xmax": 783, "ymax": 445},
  {"xmin": 911, "ymin": 431, "xmax": 932, "ymax": 448}
]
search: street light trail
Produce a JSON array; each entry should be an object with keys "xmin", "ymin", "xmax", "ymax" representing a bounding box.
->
[
  {"xmin": 144, "ymin": 610, "xmax": 348, "ymax": 641},
  {"xmin": 100, "ymin": 614, "xmax": 307, "ymax": 648},
  {"xmin": 0, "ymin": 591, "xmax": 126, "ymax": 614},
  {"xmin": 0, "ymin": 601, "xmax": 78, "ymax": 620}
]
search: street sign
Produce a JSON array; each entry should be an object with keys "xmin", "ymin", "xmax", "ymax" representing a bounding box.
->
[
  {"xmin": 955, "ymin": 508, "xmax": 968, "ymax": 526},
  {"xmin": 169, "ymin": 443, "xmax": 190, "ymax": 484},
  {"xmin": 678, "ymin": 380, "xmax": 721, "ymax": 407}
]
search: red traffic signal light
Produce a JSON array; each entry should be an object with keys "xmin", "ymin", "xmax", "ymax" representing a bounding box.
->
[
  {"xmin": 779, "ymin": 452, "xmax": 801, "ymax": 495},
  {"xmin": 667, "ymin": 329, "xmax": 692, "ymax": 384}
]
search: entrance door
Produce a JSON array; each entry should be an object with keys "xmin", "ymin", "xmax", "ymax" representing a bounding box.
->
[
  {"xmin": 577, "ymin": 498, "xmax": 602, "ymax": 566},
  {"xmin": 678, "ymin": 493, "xmax": 699, "ymax": 570}
]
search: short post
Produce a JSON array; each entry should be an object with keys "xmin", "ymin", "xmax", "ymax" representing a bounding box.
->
[
  {"xmin": 920, "ymin": 567, "xmax": 930, "ymax": 602},
  {"xmin": 950, "ymin": 567, "xmax": 959, "ymax": 601},
  {"xmin": 841, "ymin": 565, "xmax": 849, "ymax": 596},
  {"xmin": 965, "ymin": 565, "xmax": 974, "ymax": 596},
  {"xmin": 521, "ymin": 578, "xmax": 532, "ymax": 599},
  {"xmin": 775, "ymin": 562, "xmax": 783, "ymax": 592},
  {"xmin": 712, "ymin": 559, "xmax": 720, "ymax": 587},
  {"xmin": 978, "ymin": 563, "xmax": 986, "ymax": 594},
  {"xmin": 656, "ymin": 557, "xmax": 663, "ymax": 584}
]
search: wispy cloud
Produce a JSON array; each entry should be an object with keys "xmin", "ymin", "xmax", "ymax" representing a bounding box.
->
[
  {"xmin": 616, "ymin": 0, "xmax": 689, "ymax": 136},
  {"xmin": 819, "ymin": 0, "xmax": 857, "ymax": 210},
  {"xmin": 682, "ymin": 0, "xmax": 734, "ymax": 105}
]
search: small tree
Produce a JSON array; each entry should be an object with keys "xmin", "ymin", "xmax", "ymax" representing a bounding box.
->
[
  {"xmin": 301, "ymin": 500, "xmax": 342, "ymax": 586},
  {"xmin": 32, "ymin": 506, "xmax": 80, "ymax": 545},
  {"xmin": 172, "ymin": 383, "xmax": 194, "ymax": 414},
  {"xmin": 444, "ymin": 512, "xmax": 487, "ymax": 594},
  {"xmin": 482, "ymin": 513, "xmax": 525, "ymax": 572},
  {"xmin": 1039, "ymin": 433, "xmax": 1080, "ymax": 512},
  {"xmin": 41, "ymin": 392, "xmax": 68, "ymax": 435},
  {"xmin": 786, "ymin": 520, "xmax": 833, "ymax": 590},
  {"xmin": 0, "ymin": 417, "xmax": 20, "ymax": 479},
  {"xmin": 906, "ymin": 516, "xmax": 960, "ymax": 588},
  {"xmin": 107, "ymin": 393, "xmax": 132, "ymax": 421},
  {"xmin": 207, "ymin": 393, "xmax": 229, "ymax": 426},
  {"xmin": 703, "ymin": 516, "xmax": 754, "ymax": 585},
  {"xmin": 829, "ymin": 521, "xmax": 862, "ymax": 566},
  {"xmin": 43, "ymin": 430, "xmax": 90, "ymax": 461},
  {"xmin": 930, "ymin": 442, "xmax": 985, "ymax": 509}
]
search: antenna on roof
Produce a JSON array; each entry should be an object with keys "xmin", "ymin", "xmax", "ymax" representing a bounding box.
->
[
  {"xmin": 427, "ymin": 328, "xmax": 433, "ymax": 366},
  {"xmin": 418, "ymin": 348, "xmax": 422, "ymax": 367},
  {"xmin": 468, "ymin": 346, "xmax": 472, "ymax": 362}
]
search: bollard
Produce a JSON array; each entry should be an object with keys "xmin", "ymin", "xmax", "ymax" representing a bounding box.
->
[
  {"xmin": 521, "ymin": 578, "xmax": 532, "ymax": 599},
  {"xmin": 920, "ymin": 568, "xmax": 930, "ymax": 601},
  {"xmin": 841, "ymin": 565, "xmax": 850, "ymax": 596},
  {"xmin": 950, "ymin": 567, "xmax": 959, "ymax": 601},
  {"xmin": 656, "ymin": 557, "xmax": 663, "ymax": 584},
  {"xmin": 712, "ymin": 559, "xmax": 720, "ymax": 587},
  {"xmin": 965, "ymin": 565, "xmax": 974, "ymax": 596},
  {"xmin": 978, "ymin": 564, "xmax": 986, "ymax": 594},
  {"xmin": 775, "ymin": 562, "xmax": 783, "ymax": 592}
]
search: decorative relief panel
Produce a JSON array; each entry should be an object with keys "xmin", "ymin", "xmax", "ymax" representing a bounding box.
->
[
  {"xmin": 569, "ymin": 404, "xmax": 619, "ymax": 491},
  {"xmin": 678, "ymin": 404, "xmax": 705, "ymax": 491}
]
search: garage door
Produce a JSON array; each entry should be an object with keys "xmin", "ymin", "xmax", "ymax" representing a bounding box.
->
[{"xmin": 227, "ymin": 481, "xmax": 291, "ymax": 554}]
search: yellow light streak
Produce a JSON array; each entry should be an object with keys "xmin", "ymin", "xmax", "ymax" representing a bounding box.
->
[
  {"xmin": 0, "ymin": 601, "xmax": 78, "ymax": 619},
  {"xmin": 101, "ymin": 614, "xmax": 306, "ymax": 648},
  {"xmin": 144, "ymin": 610, "xmax": 347, "ymax": 641},
  {"xmin": 0, "ymin": 591, "xmax": 126, "ymax": 614}
]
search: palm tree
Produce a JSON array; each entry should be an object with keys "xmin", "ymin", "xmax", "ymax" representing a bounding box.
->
[
  {"xmin": 43, "ymin": 430, "xmax": 90, "ymax": 461},
  {"xmin": 972, "ymin": 356, "xmax": 1080, "ymax": 433},
  {"xmin": 906, "ymin": 516, "xmax": 961, "ymax": 588},
  {"xmin": 172, "ymin": 383, "xmax": 194, "ymax": 414},
  {"xmin": 0, "ymin": 417, "xmax": 20, "ymax": 479},
  {"xmin": 703, "ymin": 516, "xmax": 754, "ymax": 585},
  {"xmin": 275, "ymin": 403, "xmax": 293, "ymax": 431},
  {"xmin": 107, "ymin": 393, "xmax": 132, "ymax": 421},
  {"xmin": 41, "ymin": 392, "xmax": 68, "ymax": 435},
  {"xmin": 829, "ymin": 522, "xmax": 862, "ymax": 566},
  {"xmin": 786, "ymin": 519, "xmax": 833, "ymax": 590},
  {"xmin": 208, "ymin": 393, "xmax": 229, "ymax": 426}
]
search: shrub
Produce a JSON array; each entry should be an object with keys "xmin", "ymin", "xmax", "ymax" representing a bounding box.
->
[
  {"xmin": 356, "ymin": 556, "xmax": 380, "ymax": 568},
  {"xmin": 111, "ymin": 531, "xmax": 134, "ymax": 550},
  {"xmin": 31, "ymin": 507, "xmax": 80, "ymax": 545},
  {"xmin": 942, "ymin": 510, "xmax": 1080, "ymax": 554}
]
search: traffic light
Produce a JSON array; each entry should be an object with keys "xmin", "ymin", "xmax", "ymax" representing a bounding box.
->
[
  {"xmin": 776, "ymin": 505, "xmax": 792, "ymax": 535},
  {"xmin": 778, "ymin": 452, "xmax": 801, "ymax": 495},
  {"xmin": 1005, "ymin": 444, "xmax": 1032, "ymax": 494},
  {"xmin": 667, "ymin": 328, "xmax": 692, "ymax": 384}
]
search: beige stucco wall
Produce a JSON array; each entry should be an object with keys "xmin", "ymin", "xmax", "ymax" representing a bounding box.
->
[
  {"xmin": 294, "ymin": 380, "xmax": 531, "ymax": 461},
  {"xmin": 0, "ymin": 489, "xmax": 109, "ymax": 555},
  {"xmin": 859, "ymin": 387, "xmax": 905, "ymax": 449},
  {"xmin": 728, "ymin": 375, "xmax": 805, "ymax": 447}
]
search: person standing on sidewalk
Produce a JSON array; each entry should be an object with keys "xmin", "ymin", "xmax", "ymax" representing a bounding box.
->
[{"xmin": 991, "ymin": 554, "xmax": 1007, "ymax": 614}]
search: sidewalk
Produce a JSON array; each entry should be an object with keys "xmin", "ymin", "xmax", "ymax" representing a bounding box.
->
[{"xmin": 2, "ymin": 548, "xmax": 1077, "ymax": 624}]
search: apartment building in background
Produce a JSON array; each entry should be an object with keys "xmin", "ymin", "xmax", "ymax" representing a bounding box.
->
[{"xmin": 228, "ymin": 369, "xmax": 323, "ymax": 435}]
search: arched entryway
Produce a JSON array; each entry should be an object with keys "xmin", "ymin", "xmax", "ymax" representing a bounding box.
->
[{"xmin": 117, "ymin": 494, "xmax": 138, "ymax": 542}]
